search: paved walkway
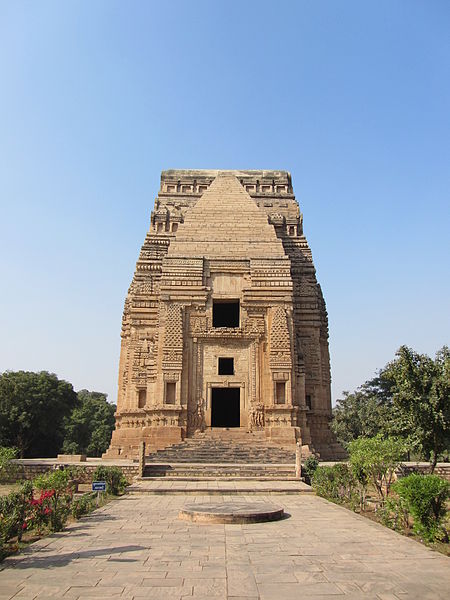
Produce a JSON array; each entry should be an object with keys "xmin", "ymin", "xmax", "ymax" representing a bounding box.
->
[{"xmin": 0, "ymin": 493, "xmax": 449, "ymax": 599}]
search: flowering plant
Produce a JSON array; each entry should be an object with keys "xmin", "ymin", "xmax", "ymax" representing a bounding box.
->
[
  {"xmin": 27, "ymin": 490, "xmax": 55, "ymax": 534},
  {"xmin": 33, "ymin": 470, "xmax": 73, "ymax": 531}
]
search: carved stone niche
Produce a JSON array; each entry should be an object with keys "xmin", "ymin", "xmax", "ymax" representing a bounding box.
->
[
  {"xmin": 190, "ymin": 314, "xmax": 207, "ymax": 335},
  {"xmin": 243, "ymin": 314, "xmax": 265, "ymax": 337}
]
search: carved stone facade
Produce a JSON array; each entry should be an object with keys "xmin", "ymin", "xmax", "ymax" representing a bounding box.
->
[{"xmin": 105, "ymin": 170, "xmax": 340, "ymax": 458}]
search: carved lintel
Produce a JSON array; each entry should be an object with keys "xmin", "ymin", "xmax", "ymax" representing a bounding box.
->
[{"xmin": 163, "ymin": 372, "xmax": 180, "ymax": 382}]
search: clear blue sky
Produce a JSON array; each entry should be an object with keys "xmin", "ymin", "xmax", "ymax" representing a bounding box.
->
[{"xmin": 1, "ymin": 1, "xmax": 449, "ymax": 404}]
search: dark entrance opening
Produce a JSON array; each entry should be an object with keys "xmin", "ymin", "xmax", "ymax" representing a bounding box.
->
[
  {"xmin": 211, "ymin": 387, "xmax": 240, "ymax": 427},
  {"xmin": 213, "ymin": 300, "xmax": 239, "ymax": 327}
]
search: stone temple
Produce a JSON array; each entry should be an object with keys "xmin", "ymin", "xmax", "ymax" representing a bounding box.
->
[{"xmin": 105, "ymin": 170, "xmax": 342, "ymax": 459}]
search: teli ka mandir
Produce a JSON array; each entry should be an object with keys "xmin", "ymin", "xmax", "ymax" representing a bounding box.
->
[{"xmin": 104, "ymin": 170, "xmax": 344, "ymax": 460}]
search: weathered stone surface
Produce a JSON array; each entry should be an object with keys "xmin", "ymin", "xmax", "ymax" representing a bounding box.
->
[
  {"xmin": 57, "ymin": 454, "xmax": 86, "ymax": 462},
  {"xmin": 104, "ymin": 170, "xmax": 343, "ymax": 459},
  {"xmin": 179, "ymin": 501, "xmax": 284, "ymax": 523},
  {"xmin": 1, "ymin": 493, "xmax": 449, "ymax": 599}
]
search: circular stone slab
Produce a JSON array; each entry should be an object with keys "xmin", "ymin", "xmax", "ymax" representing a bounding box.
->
[{"xmin": 179, "ymin": 501, "xmax": 284, "ymax": 524}]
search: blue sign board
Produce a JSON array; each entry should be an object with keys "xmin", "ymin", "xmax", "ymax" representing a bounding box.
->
[{"xmin": 92, "ymin": 481, "xmax": 107, "ymax": 492}]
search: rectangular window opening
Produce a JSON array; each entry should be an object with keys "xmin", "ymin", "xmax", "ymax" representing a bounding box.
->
[
  {"xmin": 138, "ymin": 389, "xmax": 147, "ymax": 408},
  {"xmin": 306, "ymin": 394, "xmax": 312, "ymax": 409},
  {"xmin": 166, "ymin": 382, "xmax": 176, "ymax": 404},
  {"xmin": 218, "ymin": 357, "xmax": 234, "ymax": 375},
  {"xmin": 213, "ymin": 300, "xmax": 239, "ymax": 328},
  {"xmin": 275, "ymin": 382, "xmax": 286, "ymax": 404}
]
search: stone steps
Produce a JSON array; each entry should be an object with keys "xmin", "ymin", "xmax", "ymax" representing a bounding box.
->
[
  {"xmin": 143, "ymin": 464, "xmax": 295, "ymax": 478},
  {"xmin": 146, "ymin": 454, "xmax": 295, "ymax": 463},
  {"xmin": 143, "ymin": 431, "xmax": 299, "ymax": 479},
  {"xmin": 144, "ymin": 435, "xmax": 296, "ymax": 478},
  {"xmin": 127, "ymin": 480, "xmax": 312, "ymax": 495},
  {"xmin": 146, "ymin": 436, "xmax": 296, "ymax": 468},
  {"xmin": 137, "ymin": 475, "xmax": 298, "ymax": 481}
]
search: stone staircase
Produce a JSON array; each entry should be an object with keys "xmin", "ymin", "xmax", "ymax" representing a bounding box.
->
[{"xmin": 143, "ymin": 430, "xmax": 297, "ymax": 479}]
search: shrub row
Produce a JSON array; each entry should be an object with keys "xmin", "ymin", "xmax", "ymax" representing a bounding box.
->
[
  {"xmin": 310, "ymin": 436, "xmax": 450, "ymax": 542},
  {"xmin": 0, "ymin": 465, "xmax": 128, "ymax": 559}
]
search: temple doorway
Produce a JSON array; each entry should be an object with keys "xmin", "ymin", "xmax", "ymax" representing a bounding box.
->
[{"xmin": 211, "ymin": 387, "xmax": 240, "ymax": 427}]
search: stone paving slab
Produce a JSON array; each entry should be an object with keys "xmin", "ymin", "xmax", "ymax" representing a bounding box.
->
[
  {"xmin": 127, "ymin": 479, "xmax": 312, "ymax": 494},
  {"xmin": 0, "ymin": 494, "xmax": 449, "ymax": 599}
]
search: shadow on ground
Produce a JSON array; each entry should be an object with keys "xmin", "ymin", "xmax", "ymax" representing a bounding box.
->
[{"xmin": 9, "ymin": 545, "xmax": 149, "ymax": 569}]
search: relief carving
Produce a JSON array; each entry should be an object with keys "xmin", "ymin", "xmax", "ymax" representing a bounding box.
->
[
  {"xmin": 163, "ymin": 304, "xmax": 183, "ymax": 368},
  {"xmin": 190, "ymin": 315, "xmax": 207, "ymax": 334},
  {"xmin": 269, "ymin": 307, "xmax": 292, "ymax": 369},
  {"xmin": 249, "ymin": 402, "xmax": 265, "ymax": 428},
  {"xmin": 187, "ymin": 399, "xmax": 206, "ymax": 432}
]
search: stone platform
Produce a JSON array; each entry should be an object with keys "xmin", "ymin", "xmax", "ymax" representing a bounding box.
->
[
  {"xmin": 1, "ymin": 493, "xmax": 449, "ymax": 599},
  {"xmin": 179, "ymin": 501, "xmax": 284, "ymax": 523},
  {"xmin": 127, "ymin": 478, "xmax": 312, "ymax": 495}
]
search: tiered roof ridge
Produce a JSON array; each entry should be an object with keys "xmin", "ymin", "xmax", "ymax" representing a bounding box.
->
[{"xmin": 167, "ymin": 173, "xmax": 286, "ymax": 259}]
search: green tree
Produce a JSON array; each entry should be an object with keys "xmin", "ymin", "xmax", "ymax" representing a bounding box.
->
[
  {"xmin": 384, "ymin": 346, "xmax": 450, "ymax": 472},
  {"xmin": 0, "ymin": 447, "xmax": 17, "ymax": 483},
  {"xmin": 63, "ymin": 390, "xmax": 115, "ymax": 457},
  {"xmin": 0, "ymin": 371, "xmax": 78, "ymax": 458},
  {"xmin": 331, "ymin": 374, "xmax": 393, "ymax": 447},
  {"xmin": 348, "ymin": 435, "xmax": 406, "ymax": 500}
]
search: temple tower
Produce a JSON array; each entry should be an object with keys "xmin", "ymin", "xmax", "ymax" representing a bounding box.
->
[{"xmin": 105, "ymin": 170, "xmax": 339, "ymax": 458}]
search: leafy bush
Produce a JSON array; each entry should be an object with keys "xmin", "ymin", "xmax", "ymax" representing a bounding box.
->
[
  {"xmin": 92, "ymin": 466, "xmax": 128, "ymax": 495},
  {"xmin": 393, "ymin": 474, "xmax": 450, "ymax": 541},
  {"xmin": 0, "ymin": 481, "xmax": 33, "ymax": 547},
  {"xmin": 311, "ymin": 466, "xmax": 335, "ymax": 499},
  {"xmin": 0, "ymin": 447, "xmax": 18, "ymax": 483},
  {"xmin": 312, "ymin": 463, "xmax": 360, "ymax": 508},
  {"xmin": 348, "ymin": 435, "xmax": 405, "ymax": 500},
  {"xmin": 71, "ymin": 492, "xmax": 97, "ymax": 519},
  {"xmin": 302, "ymin": 456, "xmax": 319, "ymax": 485},
  {"xmin": 33, "ymin": 469, "xmax": 73, "ymax": 531},
  {"xmin": 378, "ymin": 495, "xmax": 411, "ymax": 532}
]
